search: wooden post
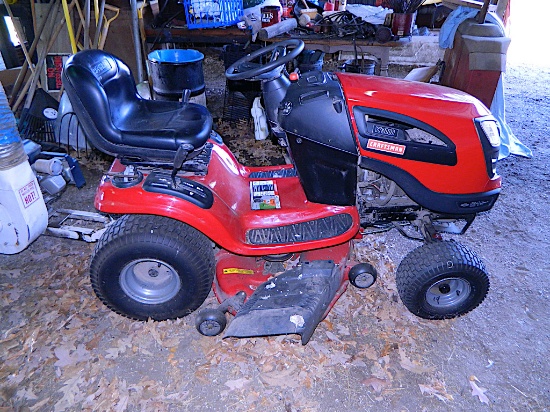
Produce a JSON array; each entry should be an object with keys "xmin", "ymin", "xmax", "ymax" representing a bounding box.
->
[
  {"xmin": 496, "ymin": 0, "xmax": 509, "ymax": 19},
  {"xmin": 476, "ymin": 0, "xmax": 492, "ymax": 23}
]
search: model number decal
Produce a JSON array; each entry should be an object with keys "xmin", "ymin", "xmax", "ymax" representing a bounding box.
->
[
  {"xmin": 373, "ymin": 125, "xmax": 398, "ymax": 137},
  {"xmin": 367, "ymin": 139, "xmax": 406, "ymax": 155}
]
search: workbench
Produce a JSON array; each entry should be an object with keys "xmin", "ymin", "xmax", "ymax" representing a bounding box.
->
[
  {"xmin": 267, "ymin": 33, "xmax": 410, "ymax": 76},
  {"xmin": 145, "ymin": 26, "xmax": 410, "ymax": 77},
  {"xmin": 145, "ymin": 26, "xmax": 250, "ymax": 48}
]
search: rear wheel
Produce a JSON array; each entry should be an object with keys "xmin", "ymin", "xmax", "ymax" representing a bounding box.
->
[
  {"xmin": 396, "ymin": 240, "xmax": 489, "ymax": 320},
  {"xmin": 90, "ymin": 214, "xmax": 214, "ymax": 321}
]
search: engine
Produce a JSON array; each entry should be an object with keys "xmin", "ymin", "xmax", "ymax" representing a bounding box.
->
[{"xmin": 356, "ymin": 168, "xmax": 420, "ymax": 227}]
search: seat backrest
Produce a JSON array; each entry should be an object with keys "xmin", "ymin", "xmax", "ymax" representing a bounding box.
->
[{"xmin": 62, "ymin": 50, "xmax": 139, "ymax": 145}]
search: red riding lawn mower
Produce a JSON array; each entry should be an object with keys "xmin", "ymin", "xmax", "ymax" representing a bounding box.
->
[{"xmin": 61, "ymin": 40, "xmax": 501, "ymax": 344}]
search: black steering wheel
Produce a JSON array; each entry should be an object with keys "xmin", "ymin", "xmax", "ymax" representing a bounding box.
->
[{"xmin": 225, "ymin": 39, "xmax": 305, "ymax": 81}]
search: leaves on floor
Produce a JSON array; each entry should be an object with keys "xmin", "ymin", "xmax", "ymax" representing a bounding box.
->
[
  {"xmin": 0, "ymin": 232, "xmax": 461, "ymax": 410},
  {"xmin": 1, "ymin": 133, "xmax": 464, "ymax": 410}
]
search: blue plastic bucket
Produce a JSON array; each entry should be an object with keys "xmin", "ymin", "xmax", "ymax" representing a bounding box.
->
[{"xmin": 148, "ymin": 49, "xmax": 205, "ymax": 100}]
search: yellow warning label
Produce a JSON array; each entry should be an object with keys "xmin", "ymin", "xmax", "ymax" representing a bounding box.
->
[{"xmin": 222, "ymin": 268, "xmax": 255, "ymax": 275}]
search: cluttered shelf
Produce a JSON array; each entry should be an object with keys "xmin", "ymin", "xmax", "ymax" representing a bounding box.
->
[
  {"xmin": 267, "ymin": 31, "xmax": 410, "ymax": 76},
  {"xmin": 145, "ymin": 23, "xmax": 410, "ymax": 77},
  {"xmin": 144, "ymin": 1, "xmax": 425, "ymax": 77},
  {"xmin": 146, "ymin": 23, "xmax": 410, "ymax": 77},
  {"xmin": 145, "ymin": 26, "xmax": 251, "ymax": 46}
]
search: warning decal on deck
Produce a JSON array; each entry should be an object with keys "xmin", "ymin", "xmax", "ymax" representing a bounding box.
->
[{"xmin": 222, "ymin": 268, "xmax": 255, "ymax": 275}]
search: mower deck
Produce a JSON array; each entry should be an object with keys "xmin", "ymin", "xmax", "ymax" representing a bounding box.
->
[
  {"xmin": 223, "ymin": 260, "xmax": 345, "ymax": 344},
  {"xmin": 214, "ymin": 242, "xmax": 351, "ymax": 343}
]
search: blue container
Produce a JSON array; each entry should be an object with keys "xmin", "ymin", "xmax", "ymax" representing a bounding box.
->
[
  {"xmin": 148, "ymin": 49, "xmax": 205, "ymax": 99},
  {"xmin": 182, "ymin": 0, "xmax": 243, "ymax": 29},
  {"xmin": 0, "ymin": 84, "xmax": 20, "ymax": 146},
  {"xmin": 0, "ymin": 83, "xmax": 27, "ymax": 169}
]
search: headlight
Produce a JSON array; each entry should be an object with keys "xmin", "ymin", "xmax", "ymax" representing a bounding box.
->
[
  {"xmin": 475, "ymin": 117, "xmax": 500, "ymax": 179},
  {"xmin": 480, "ymin": 120, "xmax": 501, "ymax": 147}
]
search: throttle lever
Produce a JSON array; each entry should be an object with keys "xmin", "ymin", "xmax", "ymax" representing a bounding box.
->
[{"xmin": 171, "ymin": 143, "xmax": 193, "ymax": 187}]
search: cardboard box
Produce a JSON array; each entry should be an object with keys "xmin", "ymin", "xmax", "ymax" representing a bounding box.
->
[{"xmin": 0, "ymin": 66, "xmax": 29, "ymax": 99}]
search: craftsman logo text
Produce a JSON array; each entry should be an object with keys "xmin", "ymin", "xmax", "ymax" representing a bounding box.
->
[{"xmin": 367, "ymin": 139, "xmax": 406, "ymax": 155}]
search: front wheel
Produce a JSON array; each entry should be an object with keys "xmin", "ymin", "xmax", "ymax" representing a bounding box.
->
[
  {"xmin": 348, "ymin": 263, "xmax": 377, "ymax": 289},
  {"xmin": 89, "ymin": 214, "xmax": 214, "ymax": 321},
  {"xmin": 396, "ymin": 240, "xmax": 489, "ymax": 320},
  {"xmin": 195, "ymin": 308, "xmax": 227, "ymax": 336}
]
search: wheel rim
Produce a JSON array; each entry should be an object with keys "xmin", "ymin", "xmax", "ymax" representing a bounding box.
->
[
  {"xmin": 120, "ymin": 259, "xmax": 181, "ymax": 304},
  {"xmin": 355, "ymin": 273, "xmax": 375, "ymax": 288},
  {"xmin": 425, "ymin": 277, "xmax": 471, "ymax": 309},
  {"xmin": 200, "ymin": 320, "xmax": 222, "ymax": 336}
]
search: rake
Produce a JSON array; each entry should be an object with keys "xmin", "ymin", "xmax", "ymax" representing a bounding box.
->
[{"xmin": 18, "ymin": 88, "xmax": 59, "ymax": 143}]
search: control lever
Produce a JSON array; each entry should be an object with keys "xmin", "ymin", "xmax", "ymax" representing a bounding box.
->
[{"xmin": 171, "ymin": 143, "xmax": 192, "ymax": 187}]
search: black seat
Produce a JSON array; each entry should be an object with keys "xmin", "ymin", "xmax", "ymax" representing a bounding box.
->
[{"xmin": 62, "ymin": 49, "xmax": 212, "ymax": 162}]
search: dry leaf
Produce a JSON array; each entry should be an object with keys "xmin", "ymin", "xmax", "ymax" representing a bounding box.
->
[
  {"xmin": 399, "ymin": 348, "xmax": 434, "ymax": 374},
  {"xmin": 54, "ymin": 375, "xmax": 86, "ymax": 412},
  {"xmin": 362, "ymin": 376, "xmax": 390, "ymax": 393},
  {"xmin": 260, "ymin": 365, "xmax": 300, "ymax": 388},
  {"xmin": 16, "ymin": 387, "xmax": 38, "ymax": 401},
  {"xmin": 224, "ymin": 377, "xmax": 251, "ymax": 390},
  {"xmin": 327, "ymin": 351, "xmax": 351, "ymax": 366},
  {"xmin": 419, "ymin": 383, "xmax": 453, "ymax": 402},
  {"xmin": 336, "ymin": 324, "xmax": 350, "ymax": 336},
  {"xmin": 325, "ymin": 331, "xmax": 342, "ymax": 343},
  {"xmin": 362, "ymin": 344, "xmax": 379, "ymax": 361},
  {"xmin": 115, "ymin": 393, "xmax": 130, "ymax": 412},
  {"xmin": 54, "ymin": 344, "xmax": 91, "ymax": 368},
  {"xmin": 322, "ymin": 319, "xmax": 334, "ymax": 330},
  {"xmin": 104, "ymin": 337, "xmax": 132, "ymax": 359},
  {"xmin": 469, "ymin": 376, "xmax": 490, "ymax": 404},
  {"xmin": 29, "ymin": 397, "xmax": 51, "ymax": 411}
]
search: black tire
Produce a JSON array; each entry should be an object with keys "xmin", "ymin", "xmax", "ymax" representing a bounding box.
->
[
  {"xmin": 396, "ymin": 240, "xmax": 489, "ymax": 320},
  {"xmin": 195, "ymin": 308, "xmax": 227, "ymax": 336},
  {"xmin": 348, "ymin": 263, "xmax": 377, "ymax": 289},
  {"xmin": 89, "ymin": 214, "xmax": 214, "ymax": 321}
]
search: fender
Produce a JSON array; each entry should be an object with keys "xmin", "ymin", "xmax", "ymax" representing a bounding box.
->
[{"xmin": 95, "ymin": 141, "xmax": 360, "ymax": 255}]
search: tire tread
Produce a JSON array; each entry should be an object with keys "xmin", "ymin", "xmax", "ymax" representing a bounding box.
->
[
  {"xmin": 396, "ymin": 240, "xmax": 489, "ymax": 319},
  {"xmin": 90, "ymin": 214, "xmax": 214, "ymax": 320}
]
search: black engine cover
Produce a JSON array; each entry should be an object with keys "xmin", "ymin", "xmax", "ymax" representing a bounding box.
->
[{"xmin": 279, "ymin": 72, "xmax": 358, "ymax": 206}]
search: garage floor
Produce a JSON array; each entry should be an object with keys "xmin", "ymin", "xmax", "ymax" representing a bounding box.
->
[{"xmin": 1, "ymin": 4, "xmax": 549, "ymax": 411}]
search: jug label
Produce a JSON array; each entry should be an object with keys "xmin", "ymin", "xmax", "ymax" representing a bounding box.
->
[{"xmin": 19, "ymin": 180, "xmax": 40, "ymax": 208}]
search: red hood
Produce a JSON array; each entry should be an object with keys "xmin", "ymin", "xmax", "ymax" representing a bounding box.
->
[
  {"xmin": 336, "ymin": 72, "xmax": 491, "ymax": 122},
  {"xmin": 336, "ymin": 72, "xmax": 500, "ymax": 195}
]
